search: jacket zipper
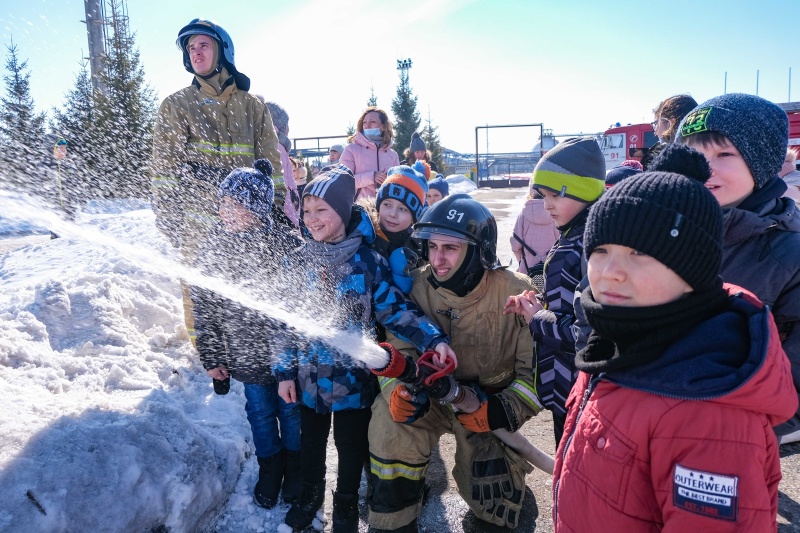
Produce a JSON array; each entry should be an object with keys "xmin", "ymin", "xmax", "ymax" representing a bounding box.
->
[
  {"xmin": 375, "ymin": 147, "xmax": 380, "ymax": 188},
  {"xmin": 553, "ymin": 373, "xmax": 602, "ymax": 523}
]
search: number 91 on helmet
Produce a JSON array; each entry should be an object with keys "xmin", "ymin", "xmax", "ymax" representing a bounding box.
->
[{"xmin": 412, "ymin": 193, "xmax": 500, "ymax": 270}]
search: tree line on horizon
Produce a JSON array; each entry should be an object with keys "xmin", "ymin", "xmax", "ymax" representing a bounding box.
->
[{"xmin": 0, "ymin": 34, "xmax": 446, "ymax": 202}]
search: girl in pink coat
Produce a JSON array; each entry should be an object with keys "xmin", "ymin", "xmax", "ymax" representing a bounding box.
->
[
  {"xmin": 510, "ymin": 185, "xmax": 559, "ymax": 277},
  {"xmin": 340, "ymin": 107, "xmax": 400, "ymax": 201}
]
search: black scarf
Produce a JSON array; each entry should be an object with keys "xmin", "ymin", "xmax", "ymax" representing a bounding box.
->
[
  {"xmin": 381, "ymin": 226, "xmax": 412, "ymax": 256},
  {"xmin": 575, "ymin": 284, "xmax": 729, "ymax": 373}
]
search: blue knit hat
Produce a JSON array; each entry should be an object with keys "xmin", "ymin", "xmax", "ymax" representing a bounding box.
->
[
  {"xmin": 677, "ymin": 93, "xmax": 789, "ymax": 189},
  {"xmin": 605, "ymin": 164, "xmax": 642, "ymax": 187},
  {"xmin": 377, "ymin": 163, "xmax": 428, "ymax": 222},
  {"xmin": 428, "ymin": 173, "xmax": 449, "ymax": 199},
  {"xmin": 409, "ymin": 132, "xmax": 426, "ymax": 153},
  {"xmin": 218, "ymin": 159, "xmax": 274, "ymax": 226}
]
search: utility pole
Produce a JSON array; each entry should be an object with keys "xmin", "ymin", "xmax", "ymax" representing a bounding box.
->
[
  {"xmin": 83, "ymin": 0, "xmax": 107, "ymax": 96},
  {"xmin": 82, "ymin": 0, "xmax": 131, "ymax": 96}
]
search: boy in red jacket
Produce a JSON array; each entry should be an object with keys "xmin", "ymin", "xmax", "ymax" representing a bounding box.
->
[{"xmin": 553, "ymin": 144, "xmax": 798, "ymax": 532}]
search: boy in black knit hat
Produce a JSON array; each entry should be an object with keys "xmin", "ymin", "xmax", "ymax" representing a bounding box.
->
[
  {"xmin": 677, "ymin": 93, "xmax": 800, "ymax": 444},
  {"xmin": 552, "ymin": 143, "xmax": 797, "ymax": 532},
  {"xmin": 190, "ymin": 159, "xmax": 303, "ymax": 510}
]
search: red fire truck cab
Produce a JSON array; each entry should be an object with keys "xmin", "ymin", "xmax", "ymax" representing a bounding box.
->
[
  {"xmin": 600, "ymin": 122, "xmax": 658, "ymax": 170},
  {"xmin": 778, "ymin": 102, "xmax": 800, "ymax": 156}
]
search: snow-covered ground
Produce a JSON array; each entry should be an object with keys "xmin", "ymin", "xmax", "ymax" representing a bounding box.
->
[{"xmin": 0, "ymin": 186, "xmax": 527, "ymax": 533}]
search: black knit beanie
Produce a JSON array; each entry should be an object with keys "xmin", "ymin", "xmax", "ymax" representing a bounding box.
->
[
  {"xmin": 584, "ymin": 144, "xmax": 723, "ymax": 292},
  {"xmin": 676, "ymin": 93, "xmax": 788, "ymax": 189}
]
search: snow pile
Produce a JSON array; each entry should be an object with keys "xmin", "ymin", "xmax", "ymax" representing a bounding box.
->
[
  {"xmin": 0, "ymin": 206, "xmax": 254, "ymax": 532},
  {"xmin": 445, "ymin": 174, "xmax": 478, "ymax": 195}
]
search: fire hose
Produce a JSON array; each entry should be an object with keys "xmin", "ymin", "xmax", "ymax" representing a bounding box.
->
[{"xmin": 372, "ymin": 343, "xmax": 555, "ymax": 475}]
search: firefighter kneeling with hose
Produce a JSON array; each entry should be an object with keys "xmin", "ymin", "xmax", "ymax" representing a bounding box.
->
[{"xmin": 366, "ymin": 194, "xmax": 551, "ymax": 533}]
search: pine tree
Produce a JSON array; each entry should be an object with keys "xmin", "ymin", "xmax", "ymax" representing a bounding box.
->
[
  {"xmin": 0, "ymin": 39, "xmax": 46, "ymax": 190},
  {"xmin": 346, "ymin": 122, "xmax": 356, "ymax": 138},
  {"xmin": 391, "ymin": 67, "xmax": 420, "ymax": 157},
  {"xmin": 92, "ymin": 28, "xmax": 157, "ymax": 198},
  {"xmin": 367, "ymin": 84, "xmax": 377, "ymax": 107},
  {"xmin": 422, "ymin": 116, "xmax": 445, "ymax": 174}
]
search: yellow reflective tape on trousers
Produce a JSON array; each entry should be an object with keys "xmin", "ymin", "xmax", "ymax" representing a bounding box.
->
[
  {"xmin": 509, "ymin": 379, "xmax": 543, "ymax": 411},
  {"xmin": 187, "ymin": 141, "xmax": 255, "ymax": 157},
  {"xmin": 370, "ymin": 456, "xmax": 427, "ymax": 481}
]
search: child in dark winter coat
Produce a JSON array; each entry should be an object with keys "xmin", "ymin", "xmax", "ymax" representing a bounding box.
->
[
  {"xmin": 274, "ymin": 164, "xmax": 454, "ymax": 533},
  {"xmin": 677, "ymin": 93, "xmax": 800, "ymax": 445},
  {"xmin": 371, "ymin": 162, "xmax": 429, "ymax": 294},
  {"xmin": 191, "ymin": 159, "xmax": 302, "ymax": 510},
  {"xmin": 552, "ymin": 144, "xmax": 797, "ymax": 532},
  {"xmin": 505, "ymin": 137, "xmax": 606, "ymax": 446}
]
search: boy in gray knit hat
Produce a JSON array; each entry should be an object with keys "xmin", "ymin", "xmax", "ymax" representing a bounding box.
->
[{"xmin": 677, "ymin": 93, "xmax": 800, "ymax": 445}]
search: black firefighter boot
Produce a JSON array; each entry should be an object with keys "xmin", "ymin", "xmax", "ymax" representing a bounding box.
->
[
  {"xmin": 331, "ymin": 492, "xmax": 359, "ymax": 533},
  {"xmin": 254, "ymin": 450, "xmax": 284, "ymax": 509},
  {"xmin": 285, "ymin": 481, "xmax": 325, "ymax": 531},
  {"xmin": 282, "ymin": 450, "xmax": 303, "ymax": 504}
]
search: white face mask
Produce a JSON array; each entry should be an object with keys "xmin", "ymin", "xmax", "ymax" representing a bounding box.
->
[{"xmin": 363, "ymin": 128, "xmax": 382, "ymax": 141}]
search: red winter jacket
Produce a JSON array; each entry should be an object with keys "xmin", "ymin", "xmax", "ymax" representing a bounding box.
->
[
  {"xmin": 339, "ymin": 132, "xmax": 400, "ymax": 201},
  {"xmin": 553, "ymin": 287, "xmax": 798, "ymax": 533}
]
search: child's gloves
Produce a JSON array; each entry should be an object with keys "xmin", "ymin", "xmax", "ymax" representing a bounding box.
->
[
  {"xmin": 389, "ymin": 385, "xmax": 430, "ymax": 424},
  {"xmin": 213, "ymin": 376, "xmax": 230, "ymax": 395}
]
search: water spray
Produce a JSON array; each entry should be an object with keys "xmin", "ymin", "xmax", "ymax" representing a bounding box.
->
[{"xmin": 0, "ymin": 191, "xmax": 390, "ymax": 369}]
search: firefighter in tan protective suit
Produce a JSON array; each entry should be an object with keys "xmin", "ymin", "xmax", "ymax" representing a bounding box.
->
[
  {"xmin": 151, "ymin": 19, "xmax": 284, "ymax": 345},
  {"xmin": 367, "ymin": 194, "xmax": 542, "ymax": 532}
]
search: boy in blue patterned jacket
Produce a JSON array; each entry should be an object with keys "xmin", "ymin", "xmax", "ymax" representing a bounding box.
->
[
  {"xmin": 505, "ymin": 137, "xmax": 606, "ymax": 446},
  {"xmin": 275, "ymin": 164, "xmax": 454, "ymax": 533}
]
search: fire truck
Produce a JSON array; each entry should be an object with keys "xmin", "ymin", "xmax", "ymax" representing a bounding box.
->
[
  {"xmin": 600, "ymin": 122, "xmax": 658, "ymax": 170},
  {"xmin": 778, "ymin": 102, "xmax": 800, "ymax": 155}
]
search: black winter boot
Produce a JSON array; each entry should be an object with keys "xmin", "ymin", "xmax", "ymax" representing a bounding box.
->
[
  {"xmin": 254, "ymin": 451, "xmax": 284, "ymax": 509},
  {"xmin": 282, "ymin": 450, "xmax": 303, "ymax": 504},
  {"xmin": 332, "ymin": 492, "xmax": 359, "ymax": 533},
  {"xmin": 367, "ymin": 519, "xmax": 418, "ymax": 533},
  {"xmin": 285, "ymin": 481, "xmax": 325, "ymax": 531}
]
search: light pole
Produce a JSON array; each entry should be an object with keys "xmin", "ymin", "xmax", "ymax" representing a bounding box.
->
[{"xmin": 397, "ymin": 58, "xmax": 413, "ymax": 80}]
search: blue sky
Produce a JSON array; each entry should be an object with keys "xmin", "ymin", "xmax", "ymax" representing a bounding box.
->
[{"xmin": 2, "ymin": 0, "xmax": 798, "ymax": 153}]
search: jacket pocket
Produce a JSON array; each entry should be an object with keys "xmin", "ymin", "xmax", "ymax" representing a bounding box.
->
[{"xmin": 572, "ymin": 406, "xmax": 637, "ymax": 510}]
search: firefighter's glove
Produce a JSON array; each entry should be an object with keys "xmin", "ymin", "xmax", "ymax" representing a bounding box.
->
[
  {"xmin": 389, "ymin": 385, "xmax": 430, "ymax": 424},
  {"xmin": 457, "ymin": 389, "xmax": 513, "ymax": 433},
  {"xmin": 468, "ymin": 432, "xmax": 529, "ymax": 528},
  {"xmin": 457, "ymin": 383, "xmax": 490, "ymax": 432}
]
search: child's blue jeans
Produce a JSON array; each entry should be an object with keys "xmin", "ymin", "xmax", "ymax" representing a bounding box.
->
[{"xmin": 243, "ymin": 382, "xmax": 301, "ymax": 458}]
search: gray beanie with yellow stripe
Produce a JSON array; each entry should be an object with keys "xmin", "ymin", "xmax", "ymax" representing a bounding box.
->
[{"xmin": 532, "ymin": 137, "xmax": 606, "ymax": 202}]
